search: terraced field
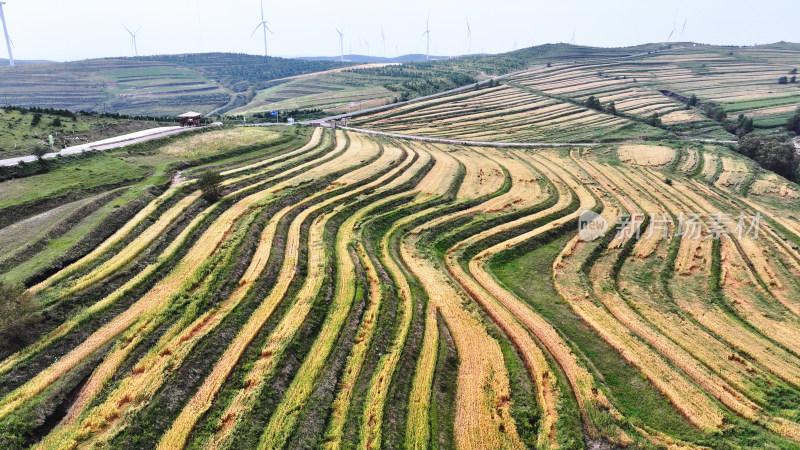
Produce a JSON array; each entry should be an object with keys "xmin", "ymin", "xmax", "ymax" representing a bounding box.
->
[
  {"xmin": 353, "ymin": 43, "xmax": 800, "ymax": 143},
  {"xmin": 1, "ymin": 118, "xmax": 799, "ymax": 449}
]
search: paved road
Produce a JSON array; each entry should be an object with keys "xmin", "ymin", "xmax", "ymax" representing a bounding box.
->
[{"xmin": 0, "ymin": 126, "xmax": 194, "ymax": 167}]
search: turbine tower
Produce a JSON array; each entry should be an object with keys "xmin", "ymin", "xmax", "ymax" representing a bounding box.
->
[
  {"xmin": 465, "ymin": 19, "xmax": 472, "ymax": 55},
  {"xmin": 679, "ymin": 18, "xmax": 687, "ymax": 42},
  {"xmin": 122, "ymin": 24, "xmax": 141, "ymax": 57},
  {"xmin": 251, "ymin": 0, "xmax": 274, "ymax": 57},
  {"xmin": 568, "ymin": 26, "xmax": 575, "ymax": 45},
  {"xmin": 381, "ymin": 26, "xmax": 386, "ymax": 58},
  {"xmin": 0, "ymin": 1, "xmax": 13, "ymax": 67},
  {"xmin": 666, "ymin": 9, "xmax": 677, "ymax": 42},
  {"xmin": 335, "ymin": 26, "xmax": 345, "ymax": 62},
  {"xmin": 421, "ymin": 14, "xmax": 431, "ymax": 61}
]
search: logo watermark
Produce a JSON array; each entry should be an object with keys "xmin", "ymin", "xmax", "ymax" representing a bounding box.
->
[
  {"xmin": 578, "ymin": 210, "xmax": 608, "ymax": 242},
  {"xmin": 578, "ymin": 211, "xmax": 761, "ymax": 242}
]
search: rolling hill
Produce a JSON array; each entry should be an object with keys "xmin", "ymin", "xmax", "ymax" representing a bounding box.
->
[{"xmin": 1, "ymin": 42, "xmax": 800, "ymax": 449}]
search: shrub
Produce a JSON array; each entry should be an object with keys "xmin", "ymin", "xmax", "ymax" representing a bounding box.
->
[
  {"xmin": 31, "ymin": 144, "xmax": 48, "ymax": 161},
  {"xmin": 688, "ymin": 93, "xmax": 698, "ymax": 107},
  {"xmin": 778, "ymin": 76, "xmax": 788, "ymax": 85},
  {"xmin": 198, "ymin": 170, "xmax": 223, "ymax": 202},
  {"xmin": 31, "ymin": 113, "xmax": 42, "ymax": 127},
  {"xmin": 0, "ymin": 281, "xmax": 37, "ymax": 344}
]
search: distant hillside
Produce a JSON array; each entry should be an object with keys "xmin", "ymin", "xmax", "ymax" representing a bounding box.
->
[
  {"xmin": 229, "ymin": 42, "xmax": 674, "ymax": 118},
  {"xmin": 2, "ymin": 42, "xmax": 787, "ymax": 119},
  {"xmin": 0, "ymin": 53, "xmax": 351, "ymax": 116},
  {"xmin": 299, "ymin": 54, "xmax": 451, "ymax": 63},
  {"xmin": 0, "ymin": 59, "xmax": 53, "ymax": 65}
]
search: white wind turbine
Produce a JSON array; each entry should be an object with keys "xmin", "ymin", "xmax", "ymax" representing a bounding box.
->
[
  {"xmin": 335, "ymin": 26, "xmax": 345, "ymax": 61},
  {"xmin": 251, "ymin": 0, "xmax": 274, "ymax": 57},
  {"xmin": 360, "ymin": 38, "xmax": 370, "ymax": 56},
  {"xmin": 381, "ymin": 26, "xmax": 386, "ymax": 58},
  {"xmin": 122, "ymin": 24, "xmax": 141, "ymax": 57},
  {"xmin": 465, "ymin": 19, "xmax": 472, "ymax": 55},
  {"xmin": 421, "ymin": 14, "xmax": 431, "ymax": 60},
  {"xmin": 0, "ymin": 1, "xmax": 13, "ymax": 66}
]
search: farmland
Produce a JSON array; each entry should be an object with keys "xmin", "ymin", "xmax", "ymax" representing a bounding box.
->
[
  {"xmin": 1, "ymin": 39, "xmax": 800, "ymax": 450},
  {"xmin": 0, "ymin": 111, "xmax": 799, "ymax": 449},
  {"xmin": 353, "ymin": 43, "xmax": 800, "ymax": 143}
]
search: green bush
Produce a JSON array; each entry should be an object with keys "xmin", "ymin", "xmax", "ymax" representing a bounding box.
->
[{"xmin": 198, "ymin": 170, "xmax": 223, "ymax": 202}]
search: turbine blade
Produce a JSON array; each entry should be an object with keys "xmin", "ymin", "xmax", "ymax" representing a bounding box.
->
[
  {"xmin": 251, "ymin": 23, "xmax": 263, "ymax": 37},
  {"xmin": 260, "ymin": 0, "xmax": 265, "ymax": 21},
  {"xmin": 135, "ymin": 26, "xmax": 142, "ymax": 36},
  {"xmin": 122, "ymin": 24, "xmax": 133, "ymax": 35},
  {"xmin": 266, "ymin": 25, "xmax": 274, "ymax": 35}
]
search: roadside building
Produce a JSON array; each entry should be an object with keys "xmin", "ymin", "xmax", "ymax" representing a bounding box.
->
[{"xmin": 178, "ymin": 111, "xmax": 203, "ymax": 127}]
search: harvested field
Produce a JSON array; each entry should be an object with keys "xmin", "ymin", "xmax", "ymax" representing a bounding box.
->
[{"xmin": 3, "ymin": 47, "xmax": 800, "ymax": 450}]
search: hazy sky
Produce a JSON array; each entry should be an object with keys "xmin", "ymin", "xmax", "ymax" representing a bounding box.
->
[{"xmin": 1, "ymin": 0, "xmax": 798, "ymax": 61}]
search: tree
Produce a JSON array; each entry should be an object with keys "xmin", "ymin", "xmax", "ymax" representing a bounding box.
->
[
  {"xmin": 786, "ymin": 107, "xmax": 800, "ymax": 134},
  {"xmin": 778, "ymin": 76, "xmax": 788, "ymax": 84},
  {"xmin": 790, "ymin": 68, "xmax": 798, "ymax": 74},
  {"xmin": 584, "ymin": 95, "xmax": 602, "ymax": 111},
  {"xmin": 31, "ymin": 144, "xmax": 48, "ymax": 162},
  {"xmin": 736, "ymin": 115, "xmax": 754, "ymax": 137},
  {"xmin": 605, "ymin": 101, "xmax": 617, "ymax": 116},
  {"xmin": 646, "ymin": 113, "xmax": 662, "ymax": 127},
  {"xmin": 0, "ymin": 281, "xmax": 37, "ymax": 344},
  {"xmin": 51, "ymin": 118, "xmax": 62, "ymax": 127},
  {"xmin": 198, "ymin": 170, "xmax": 223, "ymax": 202},
  {"xmin": 704, "ymin": 104, "xmax": 727, "ymax": 122},
  {"xmin": 31, "ymin": 113, "xmax": 42, "ymax": 127},
  {"xmin": 738, "ymin": 133, "xmax": 798, "ymax": 181},
  {"xmin": 688, "ymin": 93, "xmax": 698, "ymax": 107},
  {"xmin": 791, "ymin": 76, "xmax": 797, "ymax": 84}
]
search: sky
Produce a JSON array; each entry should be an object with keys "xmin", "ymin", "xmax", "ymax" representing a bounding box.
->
[{"xmin": 1, "ymin": 0, "xmax": 798, "ymax": 62}]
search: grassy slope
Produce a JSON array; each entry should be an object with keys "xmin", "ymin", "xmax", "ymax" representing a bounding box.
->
[
  {"xmin": 0, "ymin": 108, "xmax": 166, "ymax": 158},
  {"xmin": 0, "ymin": 126, "xmax": 303, "ymax": 286}
]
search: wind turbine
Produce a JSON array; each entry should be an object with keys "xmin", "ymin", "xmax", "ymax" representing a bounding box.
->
[
  {"xmin": 381, "ymin": 26, "xmax": 386, "ymax": 58},
  {"xmin": 465, "ymin": 19, "xmax": 472, "ymax": 54},
  {"xmin": 421, "ymin": 14, "xmax": 431, "ymax": 61},
  {"xmin": 335, "ymin": 26, "xmax": 345, "ymax": 62},
  {"xmin": 251, "ymin": 0, "xmax": 274, "ymax": 57},
  {"xmin": 666, "ymin": 8, "xmax": 677, "ymax": 42},
  {"xmin": 0, "ymin": 1, "xmax": 13, "ymax": 67},
  {"xmin": 360, "ymin": 38, "xmax": 370, "ymax": 56},
  {"xmin": 122, "ymin": 24, "xmax": 141, "ymax": 57}
]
